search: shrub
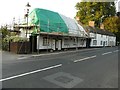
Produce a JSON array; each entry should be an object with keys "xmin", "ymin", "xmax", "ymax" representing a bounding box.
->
[{"xmin": 2, "ymin": 36, "xmax": 28, "ymax": 50}]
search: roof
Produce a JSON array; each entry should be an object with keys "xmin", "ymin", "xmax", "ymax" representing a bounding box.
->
[
  {"xmin": 29, "ymin": 8, "xmax": 68, "ymax": 34},
  {"xmin": 86, "ymin": 26, "xmax": 115, "ymax": 36},
  {"xmin": 29, "ymin": 8, "xmax": 88, "ymax": 37}
]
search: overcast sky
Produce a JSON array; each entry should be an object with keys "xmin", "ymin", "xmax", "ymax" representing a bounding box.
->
[
  {"xmin": 0, "ymin": 0, "xmax": 81, "ymax": 25},
  {"xmin": 0, "ymin": 0, "xmax": 118, "ymax": 26}
]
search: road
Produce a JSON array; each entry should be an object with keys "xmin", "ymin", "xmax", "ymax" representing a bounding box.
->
[{"xmin": 1, "ymin": 47, "xmax": 119, "ymax": 88}]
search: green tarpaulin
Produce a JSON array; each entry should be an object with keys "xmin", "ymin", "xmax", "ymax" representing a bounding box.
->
[{"xmin": 29, "ymin": 8, "xmax": 68, "ymax": 34}]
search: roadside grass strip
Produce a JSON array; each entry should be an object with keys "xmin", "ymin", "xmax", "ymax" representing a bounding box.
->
[
  {"xmin": 102, "ymin": 52, "xmax": 112, "ymax": 55},
  {"xmin": 0, "ymin": 64, "xmax": 62, "ymax": 82},
  {"xmin": 74, "ymin": 55, "xmax": 97, "ymax": 63}
]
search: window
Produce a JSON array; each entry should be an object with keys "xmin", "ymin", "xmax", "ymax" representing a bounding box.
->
[
  {"xmin": 106, "ymin": 36, "xmax": 107, "ymax": 38},
  {"xmin": 94, "ymin": 33, "xmax": 97, "ymax": 39},
  {"xmin": 101, "ymin": 41, "xmax": 103, "ymax": 45},
  {"xmin": 73, "ymin": 38, "xmax": 77, "ymax": 45},
  {"xmin": 106, "ymin": 41, "xmax": 107, "ymax": 45},
  {"xmin": 43, "ymin": 37, "xmax": 49, "ymax": 46},
  {"xmin": 73, "ymin": 38, "xmax": 76, "ymax": 43},
  {"xmin": 80, "ymin": 39, "xmax": 85, "ymax": 45},
  {"xmin": 64, "ymin": 38, "xmax": 69, "ymax": 45},
  {"xmin": 93, "ymin": 40, "xmax": 97, "ymax": 45}
]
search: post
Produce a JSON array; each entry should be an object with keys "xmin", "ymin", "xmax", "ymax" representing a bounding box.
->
[
  {"xmin": 47, "ymin": 19, "xmax": 49, "ymax": 53},
  {"xmin": 25, "ymin": 2, "xmax": 31, "ymax": 53},
  {"xmin": 37, "ymin": 19, "xmax": 40, "ymax": 54},
  {"xmin": 75, "ymin": 37, "xmax": 78, "ymax": 50},
  {"xmin": 26, "ymin": 8, "xmax": 29, "ymax": 38}
]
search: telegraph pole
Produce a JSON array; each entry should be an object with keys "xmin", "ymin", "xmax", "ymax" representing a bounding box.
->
[{"xmin": 25, "ymin": 2, "xmax": 31, "ymax": 53}]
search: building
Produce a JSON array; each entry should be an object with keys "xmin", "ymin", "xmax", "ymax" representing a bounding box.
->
[
  {"xmin": 13, "ymin": 8, "xmax": 116, "ymax": 53},
  {"xmin": 86, "ymin": 21, "xmax": 116, "ymax": 47},
  {"xmin": 117, "ymin": 0, "xmax": 120, "ymax": 16},
  {"xmin": 14, "ymin": 8, "xmax": 88, "ymax": 52}
]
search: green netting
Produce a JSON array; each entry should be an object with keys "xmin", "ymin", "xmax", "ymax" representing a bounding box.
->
[{"xmin": 29, "ymin": 8, "xmax": 68, "ymax": 34}]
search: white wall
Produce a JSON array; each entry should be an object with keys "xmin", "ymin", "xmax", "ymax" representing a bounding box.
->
[
  {"xmin": 19, "ymin": 28, "xmax": 26, "ymax": 38},
  {"xmin": 37, "ymin": 35, "xmax": 52, "ymax": 50},
  {"xmin": 117, "ymin": 0, "xmax": 120, "ymax": 12},
  {"xmin": 37, "ymin": 35, "xmax": 86, "ymax": 50},
  {"xmin": 62, "ymin": 37, "xmax": 86, "ymax": 49},
  {"xmin": 108, "ymin": 36, "xmax": 116, "ymax": 46},
  {"xmin": 96, "ymin": 34, "xmax": 107, "ymax": 47},
  {"xmin": 90, "ymin": 33, "xmax": 116, "ymax": 47},
  {"xmin": 19, "ymin": 28, "xmax": 34, "ymax": 38}
]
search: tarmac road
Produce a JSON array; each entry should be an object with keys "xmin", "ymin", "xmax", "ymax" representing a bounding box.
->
[{"xmin": 1, "ymin": 46, "xmax": 119, "ymax": 88}]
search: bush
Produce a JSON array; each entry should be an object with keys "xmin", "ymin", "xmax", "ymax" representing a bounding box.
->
[
  {"xmin": 0, "ymin": 38, "xmax": 2, "ymax": 50},
  {"xmin": 2, "ymin": 36, "xmax": 28, "ymax": 50}
]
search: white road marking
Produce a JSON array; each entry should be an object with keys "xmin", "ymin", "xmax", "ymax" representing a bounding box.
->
[
  {"xmin": 0, "ymin": 64, "xmax": 62, "ymax": 82},
  {"xmin": 102, "ymin": 52, "xmax": 112, "ymax": 55},
  {"xmin": 113, "ymin": 50, "xmax": 119, "ymax": 52},
  {"xmin": 74, "ymin": 55, "xmax": 97, "ymax": 63},
  {"xmin": 18, "ymin": 57, "xmax": 28, "ymax": 60},
  {"xmin": 32, "ymin": 53, "xmax": 59, "ymax": 57}
]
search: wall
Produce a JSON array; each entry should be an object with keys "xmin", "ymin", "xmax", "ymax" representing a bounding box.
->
[
  {"xmin": 108, "ymin": 36, "xmax": 116, "ymax": 46},
  {"xmin": 90, "ymin": 33, "xmax": 116, "ymax": 47},
  {"xmin": 37, "ymin": 35, "xmax": 52, "ymax": 50},
  {"xmin": 36, "ymin": 35, "xmax": 86, "ymax": 50}
]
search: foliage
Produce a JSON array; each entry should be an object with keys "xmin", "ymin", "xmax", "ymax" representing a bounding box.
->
[
  {"xmin": 2, "ymin": 35, "xmax": 28, "ymax": 50},
  {"xmin": 75, "ymin": 2, "xmax": 116, "ymax": 27},
  {"xmin": 0, "ymin": 26, "xmax": 28, "ymax": 50},
  {"xmin": 3, "ymin": 36, "xmax": 28, "ymax": 43},
  {"xmin": 103, "ymin": 16, "xmax": 120, "ymax": 43},
  {"xmin": 0, "ymin": 26, "xmax": 10, "ymax": 38},
  {"xmin": 114, "ymin": 17, "xmax": 120, "ymax": 43},
  {"xmin": 0, "ymin": 26, "xmax": 9, "ymax": 50},
  {"xmin": 0, "ymin": 38, "xmax": 2, "ymax": 50},
  {"xmin": 103, "ymin": 16, "xmax": 119, "ymax": 33}
]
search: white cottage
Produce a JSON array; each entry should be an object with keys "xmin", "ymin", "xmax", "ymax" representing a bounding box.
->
[
  {"xmin": 14, "ymin": 8, "xmax": 88, "ymax": 52},
  {"xmin": 86, "ymin": 22, "xmax": 116, "ymax": 47}
]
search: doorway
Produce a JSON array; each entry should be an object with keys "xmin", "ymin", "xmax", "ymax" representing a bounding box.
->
[
  {"xmin": 52, "ymin": 39, "xmax": 56, "ymax": 50},
  {"xmin": 52, "ymin": 39, "xmax": 62, "ymax": 51},
  {"xmin": 56, "ymin": 40, "xmax": 62, "ymax": 50}
]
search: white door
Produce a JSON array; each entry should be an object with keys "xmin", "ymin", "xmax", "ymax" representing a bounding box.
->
[
  {"xmin": 52, "ymin": 39, "xmax": 56, "ymax": 50},
  {"xmin": 58, "ymin": 40, "xmax": 61, "ymax": 50}
]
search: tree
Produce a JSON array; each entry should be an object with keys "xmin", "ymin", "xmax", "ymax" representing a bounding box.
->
[
  {"xmin": 75, "ymin": 2, "xmax": 116, "ymax": 27},
  {"xmin": 103, "ymin": 16, "xmax": 119, "ymax": 33},
  {"xmin": 0, "ymin": 26, "xmax": 10, "ymax": 38},
  {"xmin": 114, "ymin": 17, "xmax": 120, "ymax": 44},
  {"xmin": 103, "ymin": 16, "xmax": 120, "ymax": 43}
]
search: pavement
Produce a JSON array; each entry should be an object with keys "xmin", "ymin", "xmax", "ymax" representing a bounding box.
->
[
  {"xmin": 0, "ymin": 51, "xmax": 2, "ymax": 90},
  {"xmin": 1, "ymin": 46, "xmax": 119, "ymax": 88},
  {"xmin": 1, "ymin": 48, "xmax": 100, "ymax": 62}
]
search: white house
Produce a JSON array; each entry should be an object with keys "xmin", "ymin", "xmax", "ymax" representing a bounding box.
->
[{"xmin": 86, "ymin": 22, "xmax": 116, "ymax": 47}]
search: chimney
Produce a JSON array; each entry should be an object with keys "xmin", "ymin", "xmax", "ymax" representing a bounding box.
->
[
  {"xmin": 100, "ymin": 23, "xmax": 104, "ymax": 29},
  {"xmin": 75, "ymin": 16, "xmax": 80, "ymax": 21},
  {"xmin": 75, "ymin": 16, "xmax": 80, "ymax": 24},
  {"xmin": 88, "ymin": 21, "xmax": 95, "ymax": 27}
]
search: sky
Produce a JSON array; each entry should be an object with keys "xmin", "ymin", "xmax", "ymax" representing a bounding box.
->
[
  {"xmin": 0, "ymin": 0, "xmax": 81, "ymax": 25},
  {"xmin": 0, "ymin": 0, "xmax": 119, "ymax": 26}
]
